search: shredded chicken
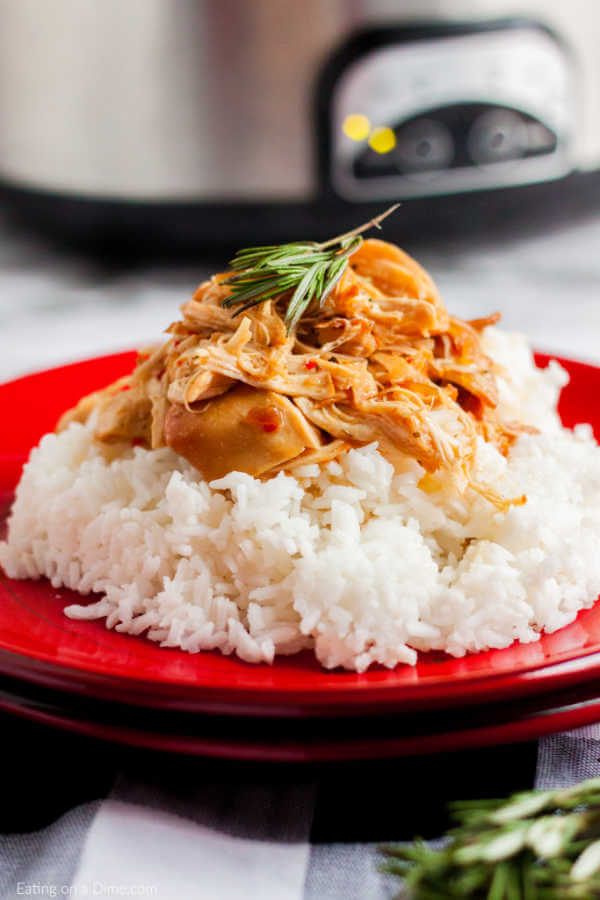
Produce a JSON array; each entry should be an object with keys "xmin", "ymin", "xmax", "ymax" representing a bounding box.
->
[{"xmin": 57, "ymin": 238, "xmax": 532, "ymax": 505}]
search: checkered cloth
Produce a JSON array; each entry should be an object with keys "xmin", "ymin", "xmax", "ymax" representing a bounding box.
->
[{"xmin": 1, "ymin": 711, "xmax": 595, "ymax": 900}]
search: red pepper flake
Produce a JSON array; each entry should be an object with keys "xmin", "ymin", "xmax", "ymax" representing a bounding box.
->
[
  {"xmin": 177, "ymin": 359, "xmax": 185, "ymax": 367},
  {"xmin": 246, "ymin": 405, "xmax": 283, "ymax": 434},
  {"xmin": 305, "ymin": 359, "xmax": 318, "ymax": 370},
  {"xmin": 138, "ymin": 353, "xmax": 150, "ymax": 361},
  {"xmin": 120, "ymin": 385, "xmax": 131, "ymax": 392},
  {"xmin": 131, "ymin": 438, "xmax": 144, "ymax": 447}
]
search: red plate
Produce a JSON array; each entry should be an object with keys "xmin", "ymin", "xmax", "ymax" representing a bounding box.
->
[
  {"xmin": 1, "ymin": 670, "xmax": 600, "ymax": 761},
  {"xmin": 2, "ymin": 351, "xmax": 600, "ymax": 719}
]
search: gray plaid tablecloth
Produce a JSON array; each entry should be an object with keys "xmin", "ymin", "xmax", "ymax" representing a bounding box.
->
[{"xmin": 1, "ymin": 712, "xmax": 590, "ymax": 900}]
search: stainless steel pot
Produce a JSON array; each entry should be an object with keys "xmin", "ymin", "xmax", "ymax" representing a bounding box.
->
[{"xmin": 0, "ymin": 0, "xmax": 598, "ymax": 246}]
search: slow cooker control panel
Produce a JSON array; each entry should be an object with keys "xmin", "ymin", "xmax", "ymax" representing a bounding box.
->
[{"xmin": 325, "ymin": 22, "xmax": 574, "ymax": 201}]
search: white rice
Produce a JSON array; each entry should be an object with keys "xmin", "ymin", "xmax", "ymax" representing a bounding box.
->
[{"xmin": 2, "ymin": 328, "xmax": 600, "ymax": 672}]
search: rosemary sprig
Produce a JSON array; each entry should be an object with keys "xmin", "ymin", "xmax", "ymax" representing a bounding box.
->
[
  {"xmin": 380, "ymin": 777, "xmax": 600, "ymax": 898},
  {"xmin": 221, "ymin": 204, "xmax": 399, "ymax": 332}
]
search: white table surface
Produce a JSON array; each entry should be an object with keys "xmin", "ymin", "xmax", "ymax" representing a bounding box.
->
[{"xmin": 1, "ymin": 211, "xmax": 599, "ymax": 383}]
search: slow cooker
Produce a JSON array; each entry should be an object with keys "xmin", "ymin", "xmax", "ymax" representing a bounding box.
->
[{"xmin": 0, "ymin": 0, "xmax": 599, "ymax": 248}]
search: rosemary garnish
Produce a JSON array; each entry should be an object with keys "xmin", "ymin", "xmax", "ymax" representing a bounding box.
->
[
  {"xmin": 222, "ymin": 204, "xmax": 399, "ymax": 332},
  {"xmin": 380, "ymin": 777, "xmax": 600, "ymax": 898}
]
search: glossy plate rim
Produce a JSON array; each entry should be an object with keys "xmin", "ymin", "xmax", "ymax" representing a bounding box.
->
[{"xmin": 2, "ymin": 670, "xmax": 600, "ymax": 762}]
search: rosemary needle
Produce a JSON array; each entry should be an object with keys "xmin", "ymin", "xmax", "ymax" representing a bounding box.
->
[
  {"xmin": 222, "ymin": 204, "xmax": 399, "ymax": 332},
  {"xmin": 380, "ymin": 777, "xmax": 600, "ymax": 898}
]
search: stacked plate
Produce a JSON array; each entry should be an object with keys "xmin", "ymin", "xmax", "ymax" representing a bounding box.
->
[{"xmin": 2, "ymin": 353, "xmax": 600, "ymax": 762}]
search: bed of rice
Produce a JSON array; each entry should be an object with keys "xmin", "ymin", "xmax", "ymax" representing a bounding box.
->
[{"xmin": 2, "ymin": 328, "xmax": 600, "ymax": 672}]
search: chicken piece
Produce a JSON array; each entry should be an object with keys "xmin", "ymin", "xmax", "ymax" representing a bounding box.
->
[
  {"xmin": 467, "ymin": 311, "xmax": 502, "ymax": 331},
  {"xmin": 94, "ymin": 381, "xmax": 152, "ymax": 445},
  {"xmin": 429, "ymin": 359, "xmax": 498, "ymax": 409},
  {"xmin": 313, "ymin": 316, "xmax": 377, "ymax": 357},
  {"xmin": 146, "ymin": 375, "xmax": 170, "ymax": 449},
  {"xmin": 164, "ymin": 384, "xmax": 322, "ymax": 481},
  {"xmin": 430, "ymin": 317, "xmax": 499, "ymax": 409},
  {"xmin": 295, "ymin": 397, "xmax": 441, "ymax": 472},
  {"xmin": 167, "ymin": 369, "xmax": 235, "ymax": 405},
  {"xmin": 345, "ymin": 238, "xmax": 450, "ymax": 335},
  {"xmin": 180, "ymin": 296, "xmax": 237, "ymax": 335},
  {"xmin": 271, "ymin": 439, "xmax": 351, "ymax": 472}
]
